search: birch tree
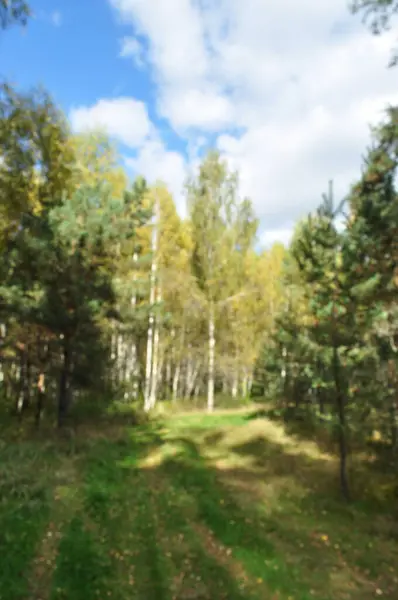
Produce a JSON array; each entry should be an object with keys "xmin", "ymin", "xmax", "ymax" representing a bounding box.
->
[{"xmin": 187, "ymin": 150, "xmax": 257, "ymax": 411}]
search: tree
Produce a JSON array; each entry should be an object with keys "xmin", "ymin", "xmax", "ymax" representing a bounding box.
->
[
  {"xmin": 350, "ymin": 0, "xmax": 398, "ymax": 64},
  {"xmin": 346, "ymin": 106, "xmax": 398, "ymax": 450},
  {"xmin": 0, "ymin": 85, "xmax": 75, "ymax": 420},
  {"xmin": 1, "ymin": 0, "xmax": 30, "ymax": 30},
  {"xmin": 351, "ymin": 0, "xmax": 398, "ymax": 33},
  {"xmin": 291, "ymin": 183, "xmax": 364, "ymax": 499},
  {"xmin": 71, "ymin": 132, "xmax": 127, "ymax": 198},
  {"xmin": 0, "ymin": 84, "xmax": 75, "ymax": 243},
  {"xmin": 187, "ymin": 150, "xmax": 257, "ymax": 411}
]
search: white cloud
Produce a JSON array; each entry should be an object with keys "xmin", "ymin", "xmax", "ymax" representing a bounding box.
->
[
  {"xmin": 108, "ymin": 0, "xmax": 398, "ymax": 244},
  {"xmin": 260, "ymin": 228, "xmax": 294, "ymax": 249},
  {"xmin": 111, "ymin": 0, "xmax": 208, "ymax": 85},
  {"xmin": 160, "ymin": 87, "xmax": 235, "ymax": 132},
  {"xmin": 70, "ymin": 97, "xmax": 152, "ymax": 148},
  {"xmin": 126, "ymin": 140, "xmax": 187, "ymax": 214},
  {"xmin": 119, "ymin": 36, "xmax": 145, "ymax": 67}
]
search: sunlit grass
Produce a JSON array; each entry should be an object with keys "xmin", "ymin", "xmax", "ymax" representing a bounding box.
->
[{"xmin": 1, "ymin": 407, "xmax": 397, "ymax": 599}]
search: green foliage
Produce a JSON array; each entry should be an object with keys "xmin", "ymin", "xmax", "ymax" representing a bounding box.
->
[
  {"xmin": 350, "ymin": 0, "xmax": 398, "ymax": 64},
  {"xmin": 351, "ymin": 0, "xmax": 398, "ymax": 33},
  {"xmin": 0, "ymin": 0, "xmax": 30, "ymax": 29}
]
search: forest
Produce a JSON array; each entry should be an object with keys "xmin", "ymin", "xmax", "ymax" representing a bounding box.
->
[{"xmin": 1, "ymin": 1, "xmax": 398, "ymax": 599}]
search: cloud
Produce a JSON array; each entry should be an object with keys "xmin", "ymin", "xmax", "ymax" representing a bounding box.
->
[
  {"xmin": 110, "ymin": 0, "xmax": 227, "ymax": 132},
  {"xmin": 108, "ymin": 0, "xmax": 398, "ymax": 244},
  {"xmin": 260, "ymin": 227, "xmax": 294, "ymax": 249},
  {"xmin": 119, "ymin": 36, "xmax": 145, "ymax": 67},
  {"xmin": 69, "ymin": 96, "xmax": 187, "ymax": 212},
  {"xmin": 70, "ymin": 97, "xmax": 152, "ymax": 148},
  {"xmin": 126, "ymin": 140, "xmax": 187, "ymax": 214},
  {"xmin": 160, "ymin": 87, "xmax": 235, "ymax": 132}
]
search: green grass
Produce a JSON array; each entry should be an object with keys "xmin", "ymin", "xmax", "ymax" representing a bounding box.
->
[{"xmin": 1, "ymin": 409, "xmax": 398, "ymax": 599}]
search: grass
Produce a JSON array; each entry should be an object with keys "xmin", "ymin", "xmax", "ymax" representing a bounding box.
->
[{"xmin": 1, "ymin": 407, "xmax": 398, "ymax": 599}]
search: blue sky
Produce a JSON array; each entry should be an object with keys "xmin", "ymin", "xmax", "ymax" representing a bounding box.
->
[
  {"xmin": 2, "ymin": 0, "xmax": 398, "ymax": 246},
  {"xmin": 1, "ymin": 1, "xmax": 155, "ymax": 127}
]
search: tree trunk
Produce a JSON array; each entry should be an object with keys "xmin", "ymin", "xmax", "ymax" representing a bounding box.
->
[
  {"xmin": 15, "ymin": 357, "xmax": 23, "ymax": 415},
  {"xmin": 231, "ymin": 373, "xmax": 238, "ymax": 398},
  {"xmin": 110, "ymin": 332, "xmax": 118, "ymax": 388},
  {"xmin": 128, "ymin": 341, "xmax": 140, "ymax": 400},
  {"xmin": 207, "ymin": 303, "xmax": 215, "ymax": 412},
  {"xmin": 116, "ymin": 333, "xmax": 126, "ymax": 386},
  {"xmin": 149, "ymin": 286, "xmax": 161, "ymax": 410},
  {"xmin": 185, "ymin": 348, "xmax": 193, "ymax": 398},
  {"xmin": 333, "ymin": 343, "xmax": 350, "ymax": 500},
  {"xmin": 172, "ymin": 361, "xmax": 181, "ymax": 402},
  {"xmin": 144, "ymin": 313, "xmax": 154, "ymax": 411},
  {"xmin": 17, "ymin": 351, "xmax": 31, "ymax": 415},
  {"xmin": 186, "ymin": 360, "xmax": 201, "ymax": 399},
  {"xmin": 35, "ymin": 372, "xmax": 45, "ymax": 427},
  {"xmin": 172, "ymin": 325, "xmax": 185, "ymax": 402},
  {"xmin": 58, "ymin": 338, "xmax": 71, "ymax": 428},
  {"xmin": 129, "ymin": 252, "xmax": 140, "ymax": 400},
  {"xmin": 166, "ymin": 359, "xmax": 172, "ymax": 399},
  {"xmin": 247, "ymin": 374, "xmax": 253, "ymax": 397},
  {"xmin": 241, "ymin": 369, "xmax": 248, "ymax": 398},
  {"xmin": 144, "ymin": 200, "xmax": 158, "ymax": 412}
]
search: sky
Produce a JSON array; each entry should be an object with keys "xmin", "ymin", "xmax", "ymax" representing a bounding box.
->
[{"xmin": 2, "ymin": 0, "xmax": 398, "ymax": 247}]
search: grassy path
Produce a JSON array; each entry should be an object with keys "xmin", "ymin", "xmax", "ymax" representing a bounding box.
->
[{"xmin": 1, "ymin": 411, "xmax": 398, "ymax": 599}]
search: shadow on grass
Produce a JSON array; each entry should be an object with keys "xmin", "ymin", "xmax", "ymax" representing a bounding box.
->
[
  {"xmin": 230, "ymin": 435, "xmax": 337, "ymax": 492},
  {"xmin": 7, "ymin": 418, "xmax": 396, "ymax": 600},
  {"xmin": 159, "ymin": 437, "xmax": 319, "ymax": 599},
  {"xmin": 0, "ymin": 443, "xmax": 57, "ymax": 600},
  {"xmin": 246, "ymin": 407, "xmax": 398, "ymax": 508},
  {"xmin": 155, "ymin": 431, "xmax": 398, "ymax": 600},
  {"xmin": 246, "ymin": 406, "xmax": 334, "ymax": 445},
  {"xmin": 49, "ymin": 425, "xmax": 262, "ymax": 600}
]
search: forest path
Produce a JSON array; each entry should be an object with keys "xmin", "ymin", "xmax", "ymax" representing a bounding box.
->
[{"xmin": 1, "ymin": 407, "xmax": 397, "ymax": 599}]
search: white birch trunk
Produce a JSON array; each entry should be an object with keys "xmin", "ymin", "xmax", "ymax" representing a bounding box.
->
[
  {"xmin": 111, "ymin": 332, "xmax": 117, "ymax": 387},
  {"xmin": 166, "ymin": 359, "xmax": 172, "ymax": 398},
  {"xmin": 187, "ymin": 361, "xmax": 201, "ymax": 399},
  {"xmin": 281, "ymin": 346, "xmax": 287, "ymax": 380},
  {"xmin": 207, "ymin": 303, "xmax": 215, "ymax": 412},
  {"xmin": 144, "ymin": 199, "xmax": 158, "ymax": 412},
  {"xmin": 172, "ymin": 362, "xmax": 181, "ymax": 402},
  {"xmin": 172, "ymin": 325, "xmax": 185, "ymax": 402},
  {"xmin": 117, "ymin": 333, "xmax": 125, "ymax": 385},
  {"xmin": 241, "ymin": 373, "xmax": 248, "ymax": 398},
  {"xmin": 131, "ymin": 252, "xmax": 140, "ymax": 399},
  {"xmin": 149, "ymin": 286, "xmax": 161, "ymax": 409},
  {"xmin": 231, "ymin": 373, "xmax": 238, "ymax": 398},
  {"xmin": 185, "ymin": 347, "xmax": 193, "ymax": 398},
  {"xmin": 157, "ymin": 352, "xmax": 164, "ymax": 399}
]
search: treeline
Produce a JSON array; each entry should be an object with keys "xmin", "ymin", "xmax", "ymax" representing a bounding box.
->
[
  {"xmin": 257, "ymin": 110, "xmax": 398, "ymax": 498},
  {"xmin": 0, "ymin": 83, "xmax": 286, "ymax": 426}
]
